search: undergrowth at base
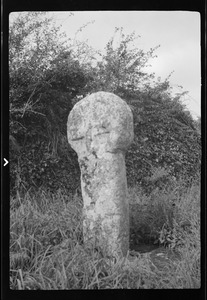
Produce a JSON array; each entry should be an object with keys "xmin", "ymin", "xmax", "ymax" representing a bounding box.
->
[{"xmin": 10, "ymin": 178, "xmax": 200, "ymax": 289}]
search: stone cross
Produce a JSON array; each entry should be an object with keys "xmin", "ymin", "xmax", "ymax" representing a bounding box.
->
[{"xmin": 67, "ymin": 92, "xmax": 134, "ymax": 257}]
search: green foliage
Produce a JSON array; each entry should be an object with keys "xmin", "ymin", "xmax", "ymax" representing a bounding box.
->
[
  {"xmin": 9, "ymin": 16, "xmax": 201, "ymax": 289},
  {"xmin": 129, "ymin": 178, "xmax": 200, "ymax": 253},
  {"xmin": 10, "ymin": 180, "xmax": 200, "ymax": 289},
  {"xmin": 78, "ymin": 27, "xmax": 201, "ymax": 191},
  {"xmin": 90, "ymin": 27, "xmax": 158, "ymax": 96},
  {"xmin": 10, "ymin": 139, "xmax": 80, "ymax": 194},
  {"xmin": 158, "ymin": 219, "xmax": 186, "ymax": 249},
  {"xmin": 9, "ymin": 12, "xmax": 88, "ymax": 194},
  {"xmin": 9, "ymin": 15, "xmax": 200, "ymax": 195},
  {"xmin": 158, "ymin": 188, "xmax": 200, "ymax": 251},
  {"xmin": 125, "ymin": 84, "xmax": 201, "ymax": 191}
]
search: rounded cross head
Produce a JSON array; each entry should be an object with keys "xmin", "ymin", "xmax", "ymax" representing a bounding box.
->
[{"xmin": 67, "ymin": 91, "xmax": 134, "ymax": 158}]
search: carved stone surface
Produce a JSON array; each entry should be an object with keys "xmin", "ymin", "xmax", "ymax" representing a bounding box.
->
[{"xmin": 67, "ymin": 91, "xmax": 134, "ymax": 257}]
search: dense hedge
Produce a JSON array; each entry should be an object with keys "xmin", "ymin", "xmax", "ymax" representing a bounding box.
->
[{"xmin": 9, "ymin": 13, "xmax": 201, "ymax": 196}]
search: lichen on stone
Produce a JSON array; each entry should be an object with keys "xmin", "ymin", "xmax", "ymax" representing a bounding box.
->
[{"xmin": 67, "ymin": 92, "xmax": 134, "ymax": 257}]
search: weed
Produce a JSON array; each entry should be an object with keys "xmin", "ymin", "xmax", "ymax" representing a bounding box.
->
[{"xmin": 10, "ymin": 178, "xmax": 200, "ymax": 289}]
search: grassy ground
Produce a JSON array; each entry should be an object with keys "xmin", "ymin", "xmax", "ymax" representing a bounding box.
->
[{"xmin": 10, "ymin": 179, "xmax": 200, "ymax": 289}]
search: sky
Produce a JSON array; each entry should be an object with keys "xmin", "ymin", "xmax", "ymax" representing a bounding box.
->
[
  {"xmin": 49, "ymin": 11, "xmax": 201, "ymax": 119},
  {"xmin": 10, "ymin": 11, "xmax": 201, "ymax": 119}
]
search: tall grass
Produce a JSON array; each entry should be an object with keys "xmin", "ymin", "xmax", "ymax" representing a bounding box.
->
[{"xmin": 10, "ymin": 179, "xmax": 200, "ymax": 289}]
